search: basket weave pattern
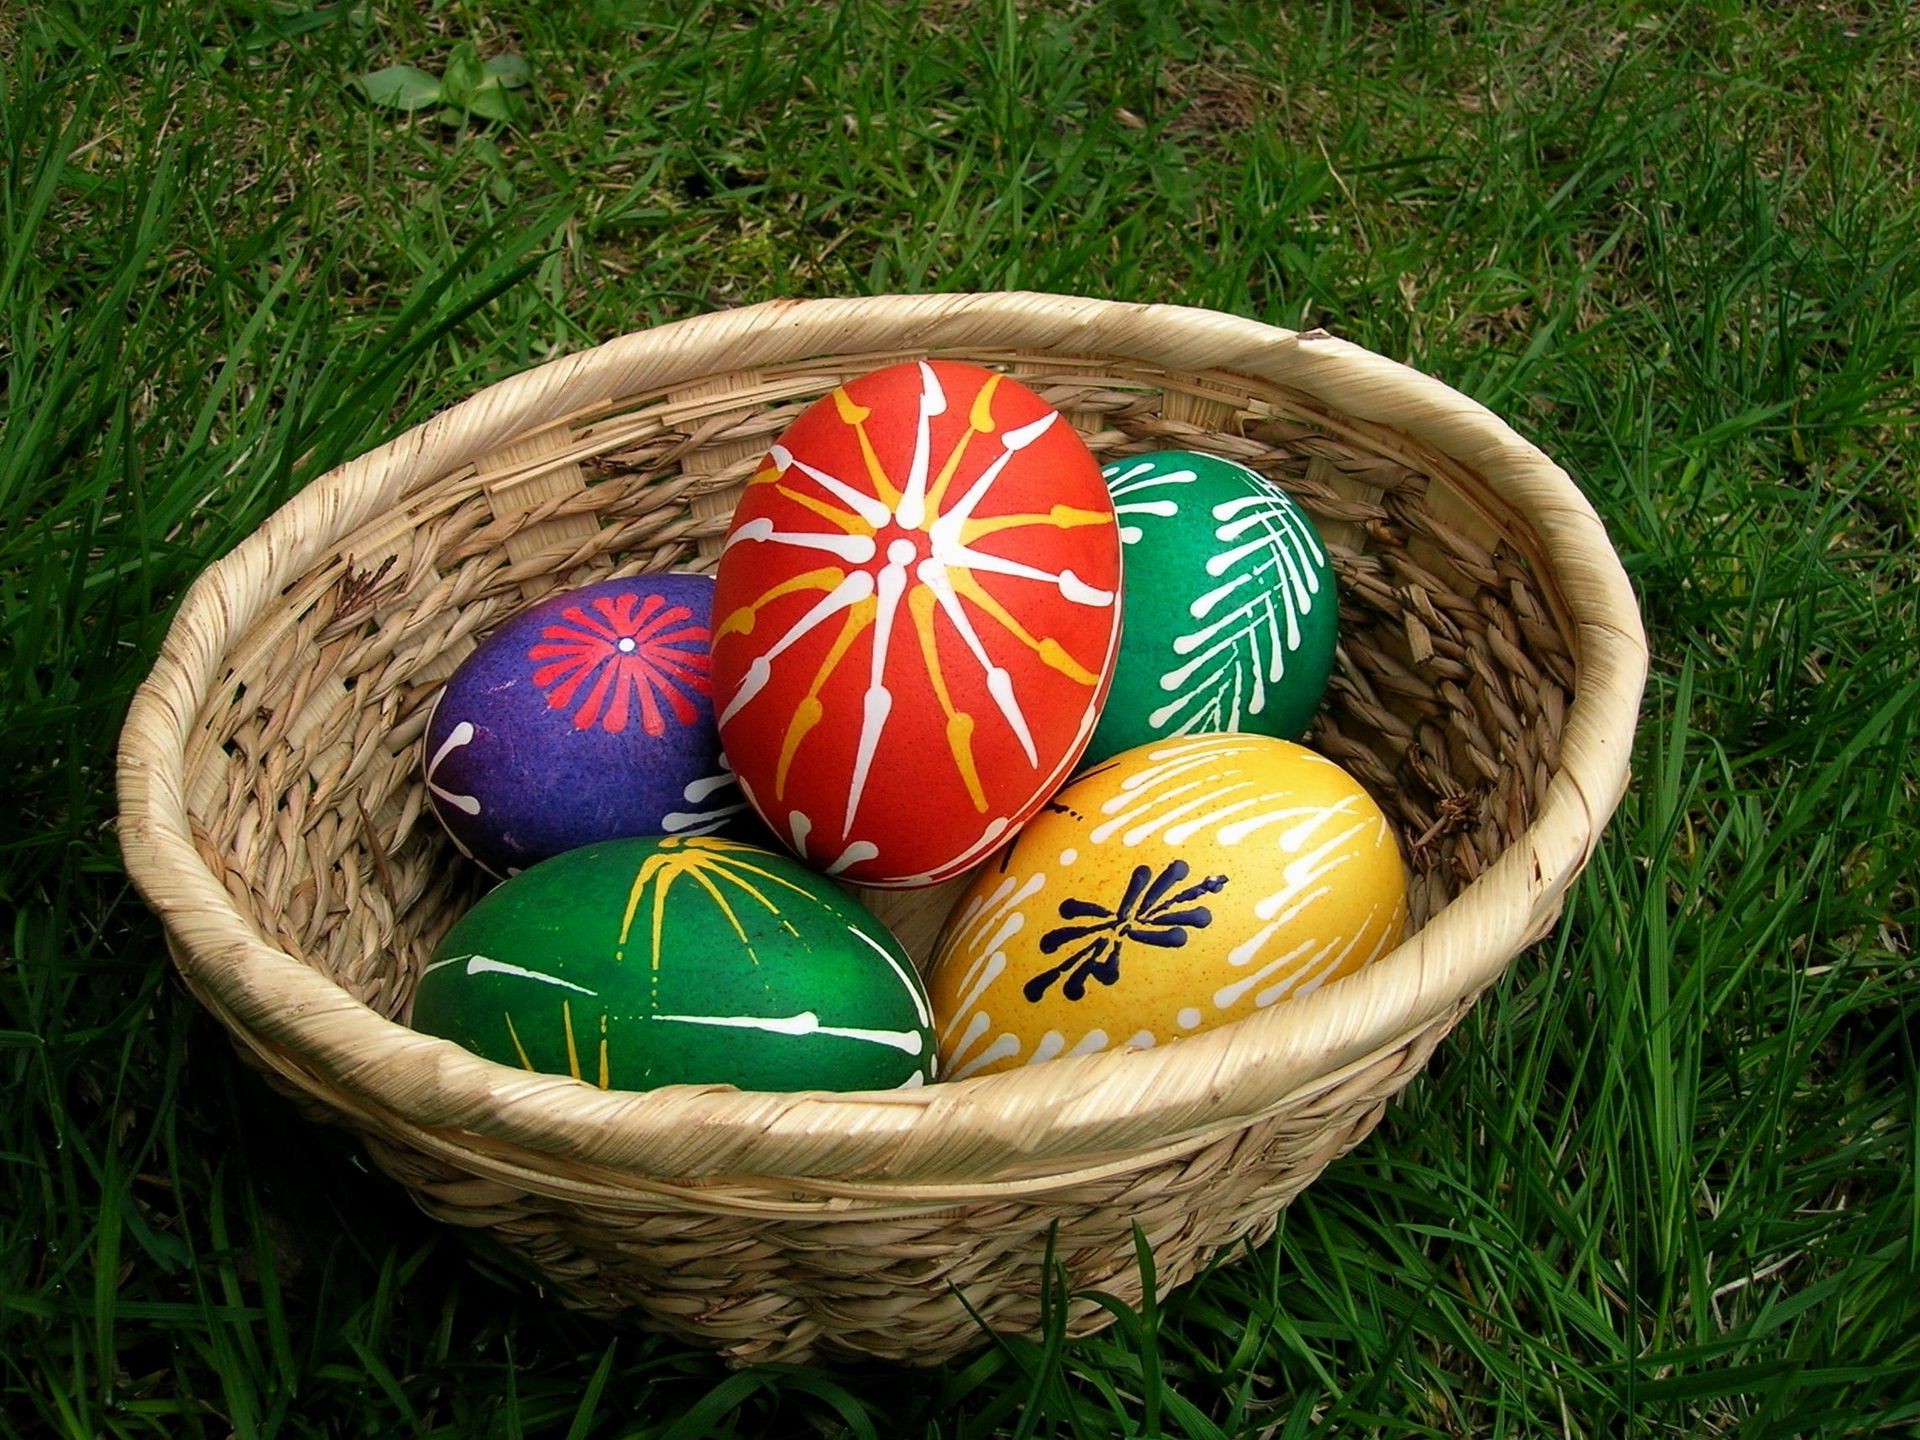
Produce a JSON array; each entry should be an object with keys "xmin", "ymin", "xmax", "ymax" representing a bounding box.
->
[{"xmin": 120, "ymin": 294, "xmax": 1646, "ymax": 1364}]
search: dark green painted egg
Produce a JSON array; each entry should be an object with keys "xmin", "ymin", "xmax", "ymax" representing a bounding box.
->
[
  {"xmin": 410, "ymin": 836, "xmax": 935, "ymax": 1091},
  {"xmin": 1083, "ymin": 451, "xmax": 1338, "ymax": 767}
]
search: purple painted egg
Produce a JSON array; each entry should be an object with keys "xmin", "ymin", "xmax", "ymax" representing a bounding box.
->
[{"xmin": 422, "ymin": 574, "xmax": 743, "ymax": 877}]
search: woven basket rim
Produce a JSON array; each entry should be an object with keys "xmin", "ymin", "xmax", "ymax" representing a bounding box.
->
[{"xmin": 116, "ymin": 291, "xmax": 1647, "ymax": 1193}]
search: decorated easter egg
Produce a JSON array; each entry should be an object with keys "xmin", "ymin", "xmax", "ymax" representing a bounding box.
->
[
  {"xmin": 422, "ymin": 574, "xmax": 743, "ymax": 877},
  {"xmin": 710, "ymin": 359, "xmax": 1123, "ymax": 889},
  {"xmin": 410, "ymin": 836, "xmax": 936, "ymax": 1091},
  {"xmin": 1083, "ymin": 451, "xmax": 1337, "ymax": 768},
  {"xmin": 927, "ymin": 733, "xmax": 1406, "ymax": 1079}
]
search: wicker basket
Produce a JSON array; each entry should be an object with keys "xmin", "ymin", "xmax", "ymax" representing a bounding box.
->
[{"xmin": 116, "ymin": 293, "xmax": 1647, "ymax": 1365}]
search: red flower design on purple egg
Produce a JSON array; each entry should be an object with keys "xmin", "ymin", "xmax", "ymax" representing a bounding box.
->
[{"xmin": 528, "ymin": 592, "xmax": 711, "ymax": 735}]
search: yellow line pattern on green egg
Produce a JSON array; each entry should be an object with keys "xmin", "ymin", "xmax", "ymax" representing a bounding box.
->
[
  {"xmin": 502, "ymin": 1012, "xmax": 535, "ymax": 1071},
  {"xmin": 614, "ymin": 838, "xmax": 838, "ymax": 998},
  {"xmin": 562, "ymin": 999, "xmax": 581, "ymax": 1081}
]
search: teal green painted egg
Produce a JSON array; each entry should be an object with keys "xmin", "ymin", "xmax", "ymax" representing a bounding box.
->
[
  {"xmin": 410, "ymin": 836, "xmax": 935, "ymax": 1091},
  {"xmin": 1084, "ymin": 451, "xmax": 1337, "ymax": 767}
]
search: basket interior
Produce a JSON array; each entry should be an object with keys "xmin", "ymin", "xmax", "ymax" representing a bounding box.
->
[{"xmin": 180, "ymin": 349, "xmax": 1575, "ymax": 1046}]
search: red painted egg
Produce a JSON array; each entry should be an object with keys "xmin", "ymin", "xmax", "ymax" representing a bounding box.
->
[{"xmin": 711, "ymin": 360, "xmax": 1123, "ymax": 888}]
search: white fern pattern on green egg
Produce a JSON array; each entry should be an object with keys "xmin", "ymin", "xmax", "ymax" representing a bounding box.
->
[
  {"xmin": 1085, "ymin": 452, "xmax": 1337, "ymax": 766},
  {"xmin": 1151, "ymin": 490, "xmax": 1329, "ymax": 734},
  {"xmin": 1106, "ymin": 455, "xmax": 1197, "ymax": 543}
]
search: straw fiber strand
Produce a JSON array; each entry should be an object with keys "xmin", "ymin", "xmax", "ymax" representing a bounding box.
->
[{"xmin": 118, "ymin": 293, "xmax": 1646, "ymax": 1363}]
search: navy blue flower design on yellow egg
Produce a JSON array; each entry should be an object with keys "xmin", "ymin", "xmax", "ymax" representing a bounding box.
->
[{"xmin": 1023, "ymin": 860, "xmax": 1228, "ymax": 1002}]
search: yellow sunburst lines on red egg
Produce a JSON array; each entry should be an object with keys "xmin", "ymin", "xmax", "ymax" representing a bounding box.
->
[
  {"xmin": 908, "ymin": 585, "xmax": 986, "ymax": 812},
  {"xmin": 773, "ymin": 394, "xmax": 900, "ymax": 529},
  {"xmin": 612, "ymin": 837, "xmax": 822, "ymax": 991},
  {"xmin": 946, "ymin": 569, "xmax": 1102, "ymax": 686},
  {"xmin": 722, "ymin": 361, "xmax": 1115, "ymax": 837},
  {"xmin": 715, "ymin": 566, "xmax": 845, "ymax": 642},
  {"xmin": 918, "ymin": 371, "xmax": 1001, "ymax": 520},
  {"xmin": 959, "ymin": 504, "xmax": 1114, "ymax": 543},
  {"xmin": 745, "ymin": 455, "xmax": 877, "ymax": 538},
  {"xmin": 831, "ymin": 387, "xmax": 904, "ymax": 507},
  {"xmin": 910, "ymin": 560, "xmax": 1040, "ymax": 766},
  {"xmin": 775, "ymin": 595, "xmax": 877, "ymax": 798},
  {"xmin": 776, "ymin": 484, "xmax": 869, "ymax": 536}
]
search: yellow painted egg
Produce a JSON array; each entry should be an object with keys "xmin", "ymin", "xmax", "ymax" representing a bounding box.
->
[{"xmin": 927, "ymin": 734, "xmax": 1407, "ymax": 1079}]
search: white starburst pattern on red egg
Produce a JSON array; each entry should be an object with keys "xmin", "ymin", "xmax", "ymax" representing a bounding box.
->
[{"xmin": 711, "ymin": 360, "xmax": 1122, "ymax": 886}]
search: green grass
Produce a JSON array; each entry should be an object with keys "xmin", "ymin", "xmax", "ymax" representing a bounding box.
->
[{"xmin": 4, "ymin": 0, "xmax": 1918, "ymax": 1434}]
